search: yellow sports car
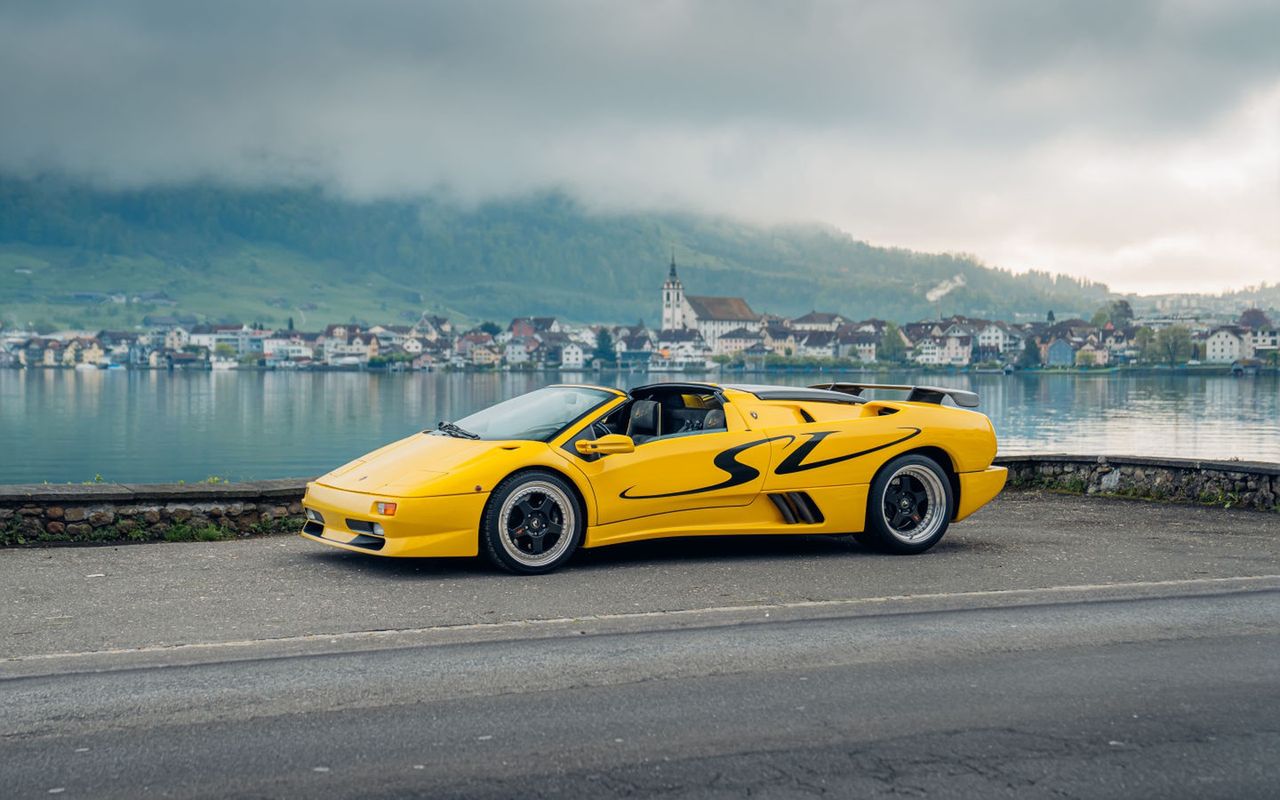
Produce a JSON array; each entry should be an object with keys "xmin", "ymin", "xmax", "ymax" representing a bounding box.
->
[{"xmin": 301, "ymin": 382, "xmax": 1006, "ymax": 574}]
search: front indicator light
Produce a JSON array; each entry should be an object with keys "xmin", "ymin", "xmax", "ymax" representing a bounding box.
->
[{"xmin": 375, "ymin": 501, "xmax": 397, "ymax": 516}]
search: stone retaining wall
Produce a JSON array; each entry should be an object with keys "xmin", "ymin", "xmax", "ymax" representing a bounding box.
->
[
  {"xmin": 2, "ymin": 455, "xmax": 1277, "ymax": 547},
  {"xmin": 995, "ymin": 455, "xmax": 1279, "ymax": 512},
  {"xmin": 0, "ymin": 479, "xmax": 310, "ymax": 547}
]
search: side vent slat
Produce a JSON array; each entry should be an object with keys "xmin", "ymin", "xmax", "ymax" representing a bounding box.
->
[
  {"xmin": 788, "ymin": 493, "xmax": 815, "ymax": 524},
  {"xmin": 768, "ymin": 492, "xmax": 825, "ymax": 525},
  {"xmin": 769, "ymin": 493, "xmax": 797, "ymax": 524},
  {"xmin": 796, "ymin": 492, "xmax": 826, "ymax": 524}
]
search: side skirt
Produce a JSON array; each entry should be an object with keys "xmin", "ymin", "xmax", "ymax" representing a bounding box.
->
[{"xmin": 583, "ymin": 485, "xmax": 868, "ymax": 548}]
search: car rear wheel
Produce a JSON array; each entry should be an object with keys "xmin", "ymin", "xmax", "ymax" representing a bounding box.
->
[
  {"xmin": 481, "ymin": 470, "xmax": 584, "ymax": 574},
  {"xmin": 856, "ymin": 454, "xmax": 953, "ymax": 554}
]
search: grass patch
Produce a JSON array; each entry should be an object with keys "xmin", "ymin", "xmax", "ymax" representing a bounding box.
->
[
  {"xmin": 163, "ymin": 523, "xmax": 242, "ymax": 543},
  {"xmin": 1196, "ymin": 489, "xmax": 1242, "ymax": 509}
]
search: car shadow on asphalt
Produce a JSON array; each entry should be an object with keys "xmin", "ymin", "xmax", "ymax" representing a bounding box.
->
[
  {"xmin": 569, "ymin": 533, "xmax": 866, "ymax": 570},
  {"xmin": 297, "ymin": 533, "xmax": 941, "ymax": 579}
]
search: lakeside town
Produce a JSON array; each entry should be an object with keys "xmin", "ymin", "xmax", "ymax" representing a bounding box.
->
[{"xmin": 2, "ymin": 261, "xmax": 1277, "ymax": 374}]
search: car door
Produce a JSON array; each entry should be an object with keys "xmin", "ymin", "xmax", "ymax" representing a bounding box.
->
[
  {"xmin": 761, "ymin": 413, "xmax": 925, "ymax": 493},
  {"xmin": 570, "ymin": 426, "xmax": 780, "ymax": 525}
]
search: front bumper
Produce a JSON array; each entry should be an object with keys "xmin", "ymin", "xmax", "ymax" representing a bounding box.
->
[
  {"xmin": 954, "ymin": 466, "xmax": 1008, "ymax": 521},
  {"xmin": 300, "ymin": 482, "xmax": 485, "ymax": 557}
]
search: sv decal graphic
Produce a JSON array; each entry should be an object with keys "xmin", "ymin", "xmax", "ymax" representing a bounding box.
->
[
  {"xmin": 619, "ymin": 435, "xmax": 793, "ymax": 499},
  {"xmin": 618, "ymin": 426, "xmax": 923, "ymax": 499},
  {"xmin": 774, "ymin": 427, "xmax": 922, "ymax": 475}
]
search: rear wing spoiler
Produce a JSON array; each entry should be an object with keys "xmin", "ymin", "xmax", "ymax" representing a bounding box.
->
[{"xmin": 808, "ymin": 382, "xmax": 980, "ymax": 409}]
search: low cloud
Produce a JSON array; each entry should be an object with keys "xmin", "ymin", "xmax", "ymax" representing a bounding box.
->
[
  {"xmin": 926, "ymin": 275, "xmax": 967, "ymax": 303},
  {"xmin": 1, "ymin": 0, "xmax": 1276, "ymax": 293}
]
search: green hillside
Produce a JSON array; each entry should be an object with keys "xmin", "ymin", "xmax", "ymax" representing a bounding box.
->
[{"xmin": 0, "ymin": 177, "xmax": 1110, "ymax": 331}]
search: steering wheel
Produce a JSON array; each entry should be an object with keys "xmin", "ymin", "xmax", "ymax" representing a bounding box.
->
[{"xmin": 589, "ymin": 421, "xmax": 613, "ymax": 439}]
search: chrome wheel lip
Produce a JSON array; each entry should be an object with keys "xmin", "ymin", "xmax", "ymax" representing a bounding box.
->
[
  {"xmin": 881, "ymin": 464, "xmax": 947, "ymax": 543},
  {"xmin": 498, "ymin": 480, "xmax": 576, "ymax": 567}
]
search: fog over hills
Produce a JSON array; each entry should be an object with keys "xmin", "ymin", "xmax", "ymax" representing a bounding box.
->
[{"xmin": 0, "ymin": 177, "xmax": 1114, "ymax": 329}]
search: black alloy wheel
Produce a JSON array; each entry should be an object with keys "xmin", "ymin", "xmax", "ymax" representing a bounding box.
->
[
  {"xmin": 857, "ymin": 454, "xmax": 953, "ymax": 554},
  {"xmin": 482, "ymin": 470, "xmax": 584, "ymax": 574}
]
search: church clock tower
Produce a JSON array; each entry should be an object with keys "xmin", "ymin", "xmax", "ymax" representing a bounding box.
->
[{"xmin": 661, "ymin": 254, "xmax": 686, "ymax": 330}]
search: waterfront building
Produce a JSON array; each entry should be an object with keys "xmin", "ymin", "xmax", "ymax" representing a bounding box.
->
[
  {"xmin": 836, "ymin": 329, "xmax": 878, "ymax": 362},
  {"xmin": 1247, "ymin": 327, "xmax": 1278, "ymax": 361},
  {"xmin": 901, "ymin": 322, "xmax": 940, "ymax": 348},
  {"xmin": 652, "ymin": 329, "xmax": 712, "ymax": 370},
  {"xmin": 323, "ymin": 333, "xmax": 379, "ymax": 366},
  {"xmin": 1238, "ymin": 309, "xmax": 1278, "ymax": 362},
  {"xmin": 796, "ymin": 330, "xmax": 839, "ymax": 359},
  {"xmin": 913, "ymin": 336, "xmax": 966, "ymax": 366},
  {"xmin": 559, "ymin": 342, "xmax": 586, "ymax": 369},
  {"xmin": 660, "ymin": 258, "xmax": 761, "ymax": 351},
  {"xmin": 454, "ymin": 331, "xmax": 492, "ymax": 357},
  {"xmin": 1075, "ymin": 342, "xmax": 1109, "ymax": 367},
  {"xmin": 1205, "ymin": 326, "xmax": 1246, "ymax": 364},
  {"xmin": 790, "ymin": 311, "xmax": 847, "ymax": 332},
  {"xmin": 976, "ymin": 322, "xmax": 1023, "ymax": 361},
  {"xmin": 509, "ymin": 317, "xmax": 561, "ymax": 338},
  {"xmin": 612, "ymin": 328, "xmax": 655, "ymax": 366},
  {"xmin": 760, "ymin": 322, "xmax": 797, "ymax": 356},
  {"xmin": 470, "ymin": 345, "xmax": 500, "ymax": 366},
  {"xmin": 716, "ymin": 327, "xmax": 766, "ymax": 356},
  {"xmin": 413, "ymin": 315, "xmax": 453, "ymax": 342},
  {"xmin": 1044, "ymin": 338, "xmax": 1077, "ymax": 367},
  {"xmin": 368, "ymin": 325, "xmax": 414, "ymax": 346},
  {"xmin": 504, "ymin": 336, "xmax": 540, "ymax": 365}
]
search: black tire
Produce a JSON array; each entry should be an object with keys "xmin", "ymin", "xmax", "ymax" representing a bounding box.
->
[
  {"xmin": 481, "ymin": 470, "xmax": 584, "ymax": 574},
  {"xmin": 856, "ymin": 454, "xmax": 953, "ymax": 554}
]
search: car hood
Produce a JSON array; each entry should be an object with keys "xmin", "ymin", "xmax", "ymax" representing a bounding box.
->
[{"xmin": 316, "ymin": 433, "xmax": 508, "ymax": 496}]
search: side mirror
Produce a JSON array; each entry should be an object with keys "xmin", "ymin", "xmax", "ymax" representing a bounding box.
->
[{"xmin": 575, "ymin": 433, "xmax": 636, "ymax": 455}]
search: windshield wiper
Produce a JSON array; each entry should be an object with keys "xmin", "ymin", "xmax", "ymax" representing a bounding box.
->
[{"xmin": 435, "ymin": 420, "xmax": 480, "ymax": 439}]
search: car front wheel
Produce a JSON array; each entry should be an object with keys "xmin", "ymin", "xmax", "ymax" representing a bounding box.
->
[
  {"xmin": 857, "ymin": 454, "xmax": 953, "ymax": 554},
  {"xmin": 481, "ymin": 470, "xmax": 584, "ymax": 574}
]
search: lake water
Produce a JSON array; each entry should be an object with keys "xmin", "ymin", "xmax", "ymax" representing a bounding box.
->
[{"xmin": 1, "ymin": 369, "xmax": 1277, "ymax": 484}]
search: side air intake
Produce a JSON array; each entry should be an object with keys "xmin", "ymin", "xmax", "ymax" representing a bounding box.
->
[{"xmin": 768, "ymin": 492, "xmax": 825, "ymax": 525}]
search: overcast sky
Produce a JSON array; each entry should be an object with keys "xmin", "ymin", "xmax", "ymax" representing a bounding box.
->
[{"xmin": 1, "ymin": 0, "xmax": 1276, "ymax": 294}]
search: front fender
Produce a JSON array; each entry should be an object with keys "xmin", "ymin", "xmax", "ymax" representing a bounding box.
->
[{"xmin": 416, "ymin": 444, "xmax": 601, "ymax": 527}]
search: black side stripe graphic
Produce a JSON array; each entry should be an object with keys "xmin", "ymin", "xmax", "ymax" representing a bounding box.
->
[
  {"xmin": 774, "ymin": 427, "xmax": 922, "ymax": 475},
  {"xmin": 619, "ymin": 435, "xmax": 793, "ymax": 499}
]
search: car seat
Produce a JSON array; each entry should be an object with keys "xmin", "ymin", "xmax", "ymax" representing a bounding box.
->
[
  {"xmin": 626, "ymin": 399, "xmax": 661, "ymax": 443},
  {"xmin": 702, "ymin": 407, "xmax": 726, "ymax": 431}
]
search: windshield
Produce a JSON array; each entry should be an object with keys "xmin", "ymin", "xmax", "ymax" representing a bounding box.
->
[{"xmin": 447, "ymin": 386, "xmax": 615, "ymax": 441}]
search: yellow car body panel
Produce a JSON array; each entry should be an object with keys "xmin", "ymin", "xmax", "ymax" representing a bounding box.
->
[
  {"xmin": 955, "ymin": 466, "xmax": 1009, "ymax": 521},
  {"xmin": 300, "ymin": 382, "xmax": 1004, "ymax": 560},
  {"xmin": 570, "ymin": 427, "xmax": 775, "ymax": 526},
  {"xmin": 585, "ymin": 484, "xmax": 872, "ymax": 548},
  {"xmin": 300, "ymin": 481, "xmax": 484, "ymax": 557}
]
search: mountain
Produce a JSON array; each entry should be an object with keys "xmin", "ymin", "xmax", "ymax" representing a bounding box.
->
[{"xmin": 0, "ymin": 177, "xmax": 1111, "ymax": 330}]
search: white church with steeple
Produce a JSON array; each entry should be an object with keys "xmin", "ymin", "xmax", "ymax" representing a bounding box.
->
[{"xmin": 660, "ymin": 255, "xmax": 761, "ymax": 351}]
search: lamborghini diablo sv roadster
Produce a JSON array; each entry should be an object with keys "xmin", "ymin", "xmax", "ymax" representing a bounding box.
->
[{"xmin": 300, "ymin": 382, "xmax": 1006, "ymax": 574}]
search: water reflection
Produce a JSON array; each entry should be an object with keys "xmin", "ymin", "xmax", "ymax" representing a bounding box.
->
[{"xmin": 0, "ymin": 369, "xmax": 1275, "ymax": 484}]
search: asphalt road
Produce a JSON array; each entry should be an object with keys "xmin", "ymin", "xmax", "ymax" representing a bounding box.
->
[{"xmin": 3, "ymin": 492, "xmax": 1279, "ymax": 798}]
